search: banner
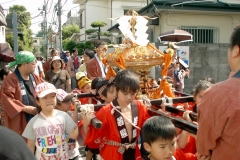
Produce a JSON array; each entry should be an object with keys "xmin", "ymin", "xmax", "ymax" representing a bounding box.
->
[{"xmin": 159, "ymin": 46, "xmax": 190, "ymax": 66}]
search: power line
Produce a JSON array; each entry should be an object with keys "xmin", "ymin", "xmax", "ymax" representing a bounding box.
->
[
  {"xmin": 60, "ymin": 0, "xmax": 67, "ymax": 9},
  {"xmin": 63, "ymin": 5, "xmax": 79, "ymax": 12},
  {"xmin": 87, "ymin": 3, "xmax": 127, "ymax": 12},
  {"xmin": 30, "ymin": 9, "xmax": 39, "ymax": 15},
  {"xmin": 32, "ymin": 21, "xmax": 42, "ymax": 25},
  {"xmin": 0, "ymin": 0, "xmax": 15, "ymax": 5},
  {"xmin": 31, "ymin": 10, "xmax": 55, "ymax": 20},
  {"xmin": 48, "ymin": 0, "xmax": 53, "ymax": 14},
  {"xmin": 31, "ymin": 12, "xmax": 42, "ymax": 20},
  {"xmin": 86, "ymin": 2, "xmax": 147, "ymax": 13},
  {"xmin": 49, "ymin": 5, "xmax": 57, "ymax": 27}
]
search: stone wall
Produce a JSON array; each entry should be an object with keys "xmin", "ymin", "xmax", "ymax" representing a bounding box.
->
[{"xmin": 154, "ymin": 43, "xmax": 230, "ymax": 94}]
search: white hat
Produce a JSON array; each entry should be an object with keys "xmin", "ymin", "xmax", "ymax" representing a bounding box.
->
[
  {"xmin": 56, "ymin": 89, "xmax": 75, "ymax": 102},
  {"xmin": 76, "ymin": 72, "xmax": 86, "ymax": 81},
  {"xmin": 34, "ymin": 82, "xmax": 57, "ymax": 98},
  {"xmin": 51, "ymin": 56, "xmax": 62, "ymax": 64}
]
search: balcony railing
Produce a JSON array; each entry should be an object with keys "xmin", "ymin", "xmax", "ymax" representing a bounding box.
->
[{"xmin": 73, "ymin": 0, "xmax": 86, "ymax": 5}]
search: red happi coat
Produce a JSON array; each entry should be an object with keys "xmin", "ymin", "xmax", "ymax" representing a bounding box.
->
[
  {"xmin": 0, "ymin": 73, "xmax": 43, "ymax": 136},
  {"xmin": 174, "ymin": 148, "xmax": 197, "ymax": 160},
  {"xmin": 84, "ymin": 100, "xmax": 150, "ymax": 160}
]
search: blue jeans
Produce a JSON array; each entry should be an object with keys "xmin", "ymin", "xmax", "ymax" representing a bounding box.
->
[{"xmin": 71, "ymin": 77, "xmax": 77, "ymax": 90}]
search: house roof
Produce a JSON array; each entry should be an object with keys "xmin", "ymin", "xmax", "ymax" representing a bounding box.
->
[
  {"xmin": 107, "ymin": 23, "xmax": 120, "ymax": 32},
  {"xmin": 0, "ymin": 43, "xmax": 15, "ymax": 62},
  {"xmin": 138, "ymin": 0, "xmax": 240, "ymax": 15},
  {"xmin": 107, "ymin": 0, "xmax": 240, "ymax": 33}
]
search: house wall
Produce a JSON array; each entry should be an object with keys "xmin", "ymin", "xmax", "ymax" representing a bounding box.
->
[
  {"xmin": 63, "ymin": 17, "xmax": 80, "ymax": 27},
  {"xmin": 0, "ymin": 26, "xmax": 5, "ymax": 43},
  {"xmin": 154, "ymin": 43, "xmax": 230, "ymax": 94},
  {"xmin": 0, "ymin": 8, "xmax": 6, "ymax": 43},
  {"xmin": 152, "ymin": 11, "xmax": 240, "ymax": 43},
  {"xmin": 77, "ymin": 0, "xmax": 147, "ymax": 42},
  {"xmin": 110, "ymin": 0, "xmax": 147, "ymax": 26},
  {"xmin": 32, "ymin": 37, "xmax": 43, "ymax": 55}
]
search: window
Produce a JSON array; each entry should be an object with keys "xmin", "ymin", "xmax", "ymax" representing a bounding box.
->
[
  {"xmin": 116, "ymin": 36, "xmax": 122, "ymax": 44},
  {"xmin": 180, "ymin": 26, "xmax": 218, "ymax": 43},
  {"xmin": 80, "ymin": 13, "xmax": 83, "ymax": 29},
  {"xmin": 33, "ymin": 39, "xmax": 38, "ymax": 43}
]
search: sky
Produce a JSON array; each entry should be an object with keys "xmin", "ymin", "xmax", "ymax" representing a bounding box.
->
[{"xmin": 1, "ymin": 0, "xmax": 79, "ymax": 35}]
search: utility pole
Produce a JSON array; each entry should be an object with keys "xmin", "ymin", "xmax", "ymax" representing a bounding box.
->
[
  {"xmin": 43, "ymin": 0, "xmax": 48, "ymax": 60},
  {"xmin": 13, "ymin": 11, "xmax": 18, "ymax": 54},
  {"xmin": 45, "ymin": 4, "xmax": 48, "ymax": 58},
  {"xmin": 58, "ymin": 0, "xmax": 62, "ymax": 51}
]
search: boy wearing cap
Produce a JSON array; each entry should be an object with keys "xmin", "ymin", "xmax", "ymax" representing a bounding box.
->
[
  {"xmin": 22, "ymin": 82, "xmax": 79, "ymax": 160},
  {"xmin": 75, "ymin": 72, "xmax": 99, "ymax": 105},
  {"xmin": 0, "ymin": 51, "xmax": 44, "ymax": 136},
  {"xmin": 56, "ymin": 89, "xmax": 82, "ymax": 160}
]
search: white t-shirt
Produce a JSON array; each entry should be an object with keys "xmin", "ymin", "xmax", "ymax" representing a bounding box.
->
[
  {"xmin": 95, "ymin": 54, "xmax": 106, "ymax": 78},
  {"xmin": 178, "ymin": 69, "xmax": 186, "ymax": 89},
  {"xmin": 65, "ymin": 111, "xmax": 80, "ymax": 159},
  {"xmin": 34, "ymin": 61, "xmax": 44, "ymax": 76},
  {"xmin": 65, "ymin": 133, "xmax": 80, "ymax": 159},
  {"xmin": 22, "ymin": 110, "xmax": 77, "ymax": 160}
]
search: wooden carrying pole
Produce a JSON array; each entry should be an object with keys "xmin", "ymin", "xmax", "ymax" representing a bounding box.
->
[{"xmin": 76, "ymin": 95, "xmax": 198, "ymax": 134}]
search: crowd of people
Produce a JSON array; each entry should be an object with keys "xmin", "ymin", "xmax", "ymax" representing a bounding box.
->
[{"xmin": 0, "ymin": 25, "xmax": 239, "ymax": 160}]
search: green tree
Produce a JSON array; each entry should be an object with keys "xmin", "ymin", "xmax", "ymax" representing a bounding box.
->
[
  {"xmin": 32, "ymin": 47, "xmax": 37, "ymax": 54},
  {"xmin": 63, "ymin": 40, "xmax": 76, "ymax": 52},
  {"xmin": 86, "ymin": 21, "xmax": 112, "ymax": 40},
  {"xmin": 5, "ymin": 5, "xmax": 33, "ymax": 51},
  {"xmin": 62, "ymin": 24, "xmax": 80, "ymax": 41},
  {"xmin": 85, "ymin": 41, "xmax": 94, "ymax": 50},
  {"xmin": 36, "ymin": 26, "xmax": 54, "ymax": 37},
  {"xmin": 75, "ymin": 42, "xmax": 85, "ymax": 55},
  {"xmin": 75, "ymin": 41, "xmax": 94, "ymax": 55},
  {"xmin": 62, "ymin": 38, "xmax": 70, "ymax": 50},
  {"xmin": 63, "ymin": 40, "xmax": 94, "ymax": 56},
  {"xmin": 36, "ymin": 30, "xmax": 43, "ymax": 37},
  {"xmin": 40, "ymin": 45, "xmax": 43, "ymax": 53},
  {"xmin": 5, "ymin": 28, "xmax": 14, "ymax": 49},
  {"xmin": 48, "ymin": 26, "xmax": 54, "ymax": 34}
]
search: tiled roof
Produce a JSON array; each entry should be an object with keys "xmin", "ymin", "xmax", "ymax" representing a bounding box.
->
[{"xmin": 138, "ymin": 0, "xmax": 240, "ymax": 15}]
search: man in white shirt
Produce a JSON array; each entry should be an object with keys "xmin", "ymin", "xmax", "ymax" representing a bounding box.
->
[
  {"xmin": 86, "ymin": 41, "xmax": 108, "ymax": 79},
  {"xmin": 34, "ymin": 60, "xmax": 45, "ymax": 79},
  {"xmin": 66, "ymin": 49, "xmax": 81, "ymax": 89}
]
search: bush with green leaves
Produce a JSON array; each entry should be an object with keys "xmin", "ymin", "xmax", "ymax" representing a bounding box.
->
[{"xmin": 85, "ymin": 21, "xmax": 112, "ymax": 40}]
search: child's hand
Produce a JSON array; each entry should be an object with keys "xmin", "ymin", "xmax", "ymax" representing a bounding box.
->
[
  {"xmin": 197, "ymin": 154, "xmax": 211, "ymax": 160},
  {"xmin": 72, "ymin": 99, "xmax": 81, "ymax": 110},
  {"xmin": 71, "ymin": 96, "xmax": 81, "ymax": 111},
  {"xmin": 176, "ymin": 105, "xmax": 184, "ymax": 110},
  {"xmin": 183, "ymin": 102, "xmax": 189, "ymax": 109},
  {"xmin": 82, "ymin": 111, "xmax": 96, "ymax": 126},
  {"xmin": 182, "ymin": 110, "xmax": 192, "ymax": 122}
]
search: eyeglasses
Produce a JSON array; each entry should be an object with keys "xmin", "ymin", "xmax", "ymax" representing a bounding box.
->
[
  {"xmin": 98, "ymin": 47, "xmax": 107, "ymax": 52},
  {"xmin": 28, "ymin": 61, "xmax": 37, "ymax": 65}
]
